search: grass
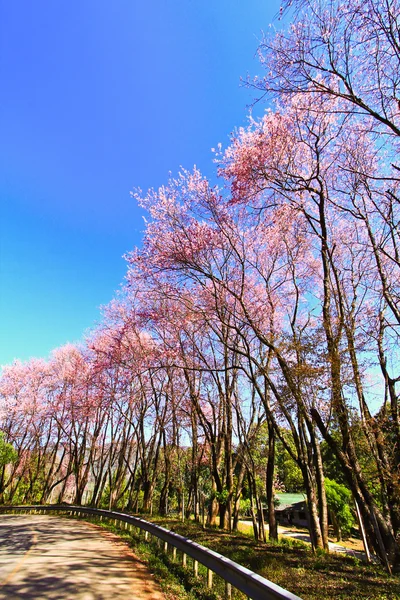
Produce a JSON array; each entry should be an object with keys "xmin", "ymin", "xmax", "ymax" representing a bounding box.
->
[
  {"xmin": 72, "ymin": 513, "xmax": 400, "ymax": 600},
  {"xmin": 147, "ymin": 516, "xmax": 400, "ymax": 600}
]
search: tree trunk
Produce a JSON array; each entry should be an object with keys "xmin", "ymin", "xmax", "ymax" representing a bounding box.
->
[{"xmin": 266, "ymin": 420, "xmax": 278, "ymax": 540}]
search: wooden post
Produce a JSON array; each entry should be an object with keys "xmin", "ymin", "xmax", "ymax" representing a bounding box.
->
[
  {"xmin": 354, "ymin": 500, "xmax": 371, "ymax": 563},
  {"xmin": 225, "ymin": 582, "xmax": 232, "ymax": 599},
  {"xmin": 193, "ymin": 560, "xmax": 198, "ymax": 578},
  {"xmin": 207, "ymin": 569, "xmax": 213, "ymax": 589},
  {"xmin": 182, "ymin": 553, "xmax": 187, "ymax": 567},
  {"xmin": 173, "ymin": 547, "xmax": 177, "ymax": 561}
]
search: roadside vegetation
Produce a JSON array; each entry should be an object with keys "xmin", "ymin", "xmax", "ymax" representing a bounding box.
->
[{"xmin": 89, "ymin": 514, "xmax": 400, "ymax": 600}]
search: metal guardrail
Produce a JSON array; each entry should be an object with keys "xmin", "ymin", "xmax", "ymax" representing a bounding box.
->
[{"xmin": 0, "ymin": 504, "xmax": 302, "ymax": 600}]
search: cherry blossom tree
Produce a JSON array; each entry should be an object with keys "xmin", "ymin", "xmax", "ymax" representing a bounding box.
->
[{"xmin": 218, "ymin": 86, "xmax": 399, "ymax": 567}]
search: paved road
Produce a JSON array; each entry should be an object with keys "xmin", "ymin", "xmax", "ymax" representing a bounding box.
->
[
  {"xmin": 0, "ymin": 514, "xmax": 165, "ymax": 599},
  {"xmin": 239, "ymin": 520, "xmax": 368, "ymax": 561},
  {"xmin": 278, "ymin": 527, "xmax": 369, "ymax": 560}
]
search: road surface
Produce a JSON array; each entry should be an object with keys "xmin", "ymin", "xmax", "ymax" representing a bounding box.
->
[
  {"xmin": 0, "ymin": 514, "xmax": 165, "ymax": 599},
  {"xmin": 239, "ymin": 520, "xmax": 368, "ymax": 561}
]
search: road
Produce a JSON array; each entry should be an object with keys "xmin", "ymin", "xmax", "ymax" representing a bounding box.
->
[
  {"xmin": 278, "ymin": 527, "xmax": 368, "ymax": 560},
  {"xmin": 0, "ymin": 514, "xmax": 165, "ymax": 599},
  {"xmin": 238, "ymin": 520, "xmax": 368, "ymax": 561}
]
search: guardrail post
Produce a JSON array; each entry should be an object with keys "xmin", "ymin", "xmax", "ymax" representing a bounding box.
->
[
  {"xmin": 164, "ymin": 541, "xmax": 168, "ymax": 553},
  {"xmin": 182, "ymin": 552, "xmax": 187, "ymax": 567},
  {"xmin": 207, "ymin": 568, "xmax": 213, "ymax": 589},
  {"xmin": 225, "ymin": 581, "xmax": 232, "ymax": 599},
  {"xmin": 193, "ymin": 559, "xmax": 198, "ymax": 578},
  {"xmin": 145, "ymin": 531, "xmax": 149, "ymax": 541},
  {"xmin": 173, "ymin": 547, "xmax": 177, "ymax": 562}
]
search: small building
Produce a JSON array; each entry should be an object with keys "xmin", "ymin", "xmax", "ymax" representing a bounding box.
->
[{"xmin": 274, "ymin": 493, "xmax": 308, "ymax": 527}]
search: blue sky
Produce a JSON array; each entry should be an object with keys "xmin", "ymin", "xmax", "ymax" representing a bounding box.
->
[{"xmin": 0, "ymin": 0, "xmax": 281, "ymax": 365}]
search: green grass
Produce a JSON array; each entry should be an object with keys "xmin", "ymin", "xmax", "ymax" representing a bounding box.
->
[
  {"xmin": 71, "ymin": 513, "xmax": 400, "ymax": 600},
  {"xmin": 147, "ymin": 516, "xmax": 400, "ymax": 600}
]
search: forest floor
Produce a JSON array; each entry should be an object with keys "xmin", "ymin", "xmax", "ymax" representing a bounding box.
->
[{"xmin": 147, "ymin": 516, "xmax": 400, "ymax": 600}]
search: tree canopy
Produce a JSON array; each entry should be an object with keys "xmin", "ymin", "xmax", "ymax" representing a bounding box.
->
[{"xmin": 0, "ymin": 0, "xmax": 399, "ymax": 572}]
